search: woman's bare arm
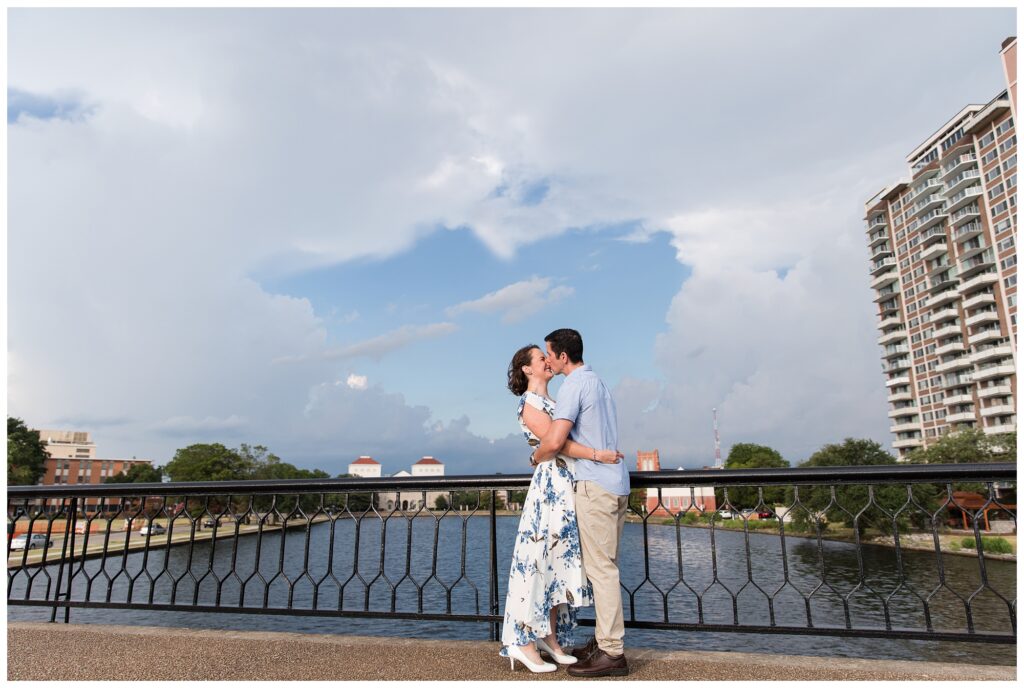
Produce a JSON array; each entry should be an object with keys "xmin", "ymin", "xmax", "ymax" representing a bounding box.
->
[{"xmin": 521, "ymin": 404, "xmax": 622, "ymax": 463}]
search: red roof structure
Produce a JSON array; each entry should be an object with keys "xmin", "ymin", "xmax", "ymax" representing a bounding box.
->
[
  {"xmin": 415, "ymin": 456, "xmax": 442, "ymax": 465},
  {"xmin": 351, "ymin": 456, "xmax": 379, "ymax": 465}
]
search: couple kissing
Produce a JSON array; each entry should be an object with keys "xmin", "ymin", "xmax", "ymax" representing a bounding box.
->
[{"xmin": 500, "ymin": 328, "xmax": 630, "ymax": 677}]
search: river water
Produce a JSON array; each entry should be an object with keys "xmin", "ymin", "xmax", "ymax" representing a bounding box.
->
[{"xmin": 7, "ymin": 516, "xmax": 1015, "ymax": 665}]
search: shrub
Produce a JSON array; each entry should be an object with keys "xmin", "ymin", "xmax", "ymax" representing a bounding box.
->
[{"xmin": 959, "ymin": 536, "xmax": 1013, "ymax": 554}]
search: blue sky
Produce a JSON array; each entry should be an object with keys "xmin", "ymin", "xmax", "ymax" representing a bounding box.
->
[
  {"xmin": 261, "ymin": 225, "xmax": 687, "ymax": 439},
  {"xmin": 6, "ymin": 8, "xmax": 1016, "ymax": 476}
]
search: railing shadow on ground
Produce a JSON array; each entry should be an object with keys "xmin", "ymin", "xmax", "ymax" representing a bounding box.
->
[{"xmin": 7, "ymin": 463, "xmax": 1016, "ymax": 645}]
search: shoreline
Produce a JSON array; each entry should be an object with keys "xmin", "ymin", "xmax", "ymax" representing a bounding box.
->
[{"xmin": 10, "ymin": 511, "xmax": 1015, "ymax": 569}]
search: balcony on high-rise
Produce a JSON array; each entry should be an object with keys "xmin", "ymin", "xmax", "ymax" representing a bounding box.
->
[
  {"xmin": 935, "ymin": 355, "xmax": 973, "ymax": 374},
  {"xmin": 941, "ymin": 152, "xmax": 978, "ymax": 178},
  {"xmin": 867, "ymin": 228, "xmax": 889, "ymax": 247},
  {"xmin": 917, "ymin": 206, "xmax": 948, "ymax": 230},
  {"xmin": 965, "ymin": 308, "xmax": 1001, "ymax": 327},
  {"xmin": 935, "ymin": 339, "xmax": 966, "ymax": 356},
  {"xmin": 974, "ymin": 359, "xmax": 1016, "ymax": 381},
  {"xmin": 877, "ymin": 327, "xmax": 907, "ymax": 345},
  {"xmin": 870, "ymin": 256, "xmax": 897, "ymax": 275},
  {"xmin": 870, "ymin": 268, "xmax": 899, "ymax": 289},
  {"xmin": 958, "ymin": 269, "xmax": 999, "ymax": 294},
  {"xmin": 968, "ymin": 325, "xmax": 1004, "ymax": 346},
  {"xmin": 944, "ymin": 168, "xmax": 982, "ymax": 196},
  {"xmin": 962, "ymin": 290, "xmax": 996, "ymax": 310},
  {"xmin": 950, "ymin": 202, "xmax": 981, "ymax": 226},
  {"xmin": 870, "ymin": 242, "xmax": 894, "ymax": 260},
  {"xmin": 943, "ymin": 392, "xmax": 975, "ymax": 406},
  {"xmin": 978, "ymin": 381, "xmax": 1014, "ymax": 398},
  {"xmin": 920, "ymin": 241, "xmax": 949, "ymax": 262},
  {"xmin": 958, "ymin": 249, "xmax": 996, "ymax": 277},
  {"xmin": 953, "ymin": 221, "xmax": 984, "ymax": 242},
  {"xmin": 932, "ymin": 321, "xmax": 962, "ymax": 339},
  {"xmin": 931, "ymin": 304, "xmax": 960, "ymax": 323},
  {"xmin": 874, "ymin": 285, "xmax": 899, "ymax": 302},
  {"xmin": 972, "ymin": 342, "xmax": 1013, "ymax": 364},
  {"xmin": 980, "ymin": 400, "xmax": 1016, "ymax": 417},
  {"xmin": 946, "ymin": 410, "xmax": 978, "ymax": 424}
]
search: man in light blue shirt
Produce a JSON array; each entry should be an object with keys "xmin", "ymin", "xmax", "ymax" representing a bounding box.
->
[{"xmin": 533, "ymin": 328, "xmax": 630, "ymax": 677}]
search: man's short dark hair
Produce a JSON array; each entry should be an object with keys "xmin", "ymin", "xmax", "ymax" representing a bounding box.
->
[{"xmin": 545, "ymin": 328, "xmax": 584, "ymax": 364}]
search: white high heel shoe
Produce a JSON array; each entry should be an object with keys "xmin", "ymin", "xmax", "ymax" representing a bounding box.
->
[
  {"xmin": 536, "ymin": 637, "xmax": 578, "ymax": 665},
  {"xmin": 507, "ymin": 644, "xmax": 558, "ymax": 673}
]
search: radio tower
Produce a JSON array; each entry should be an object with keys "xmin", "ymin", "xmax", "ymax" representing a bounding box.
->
[{"xmin": 713, "ymin": 408, "xmax": 723, "ymax": 469}]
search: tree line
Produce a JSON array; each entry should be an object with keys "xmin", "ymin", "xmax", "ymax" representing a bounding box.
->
[{"xmin": 8, "ymin": 416, "xmax": 1015, "ymax": 529}]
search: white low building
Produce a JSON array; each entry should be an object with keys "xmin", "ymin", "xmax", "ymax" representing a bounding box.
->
[{"xmin": 347, "ymin": 456, "xmax": 445, "ymax": 511}]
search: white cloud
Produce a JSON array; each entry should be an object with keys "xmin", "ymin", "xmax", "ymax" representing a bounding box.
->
[
  {"xmin": 616, "ymin": 195, "xmax": 891, "ymax": 465},
  {"xmin": 321, "ymin": 322, "xmax": 458, "ymax": 361},
  {"xmin": 445, "ymin": 276, "xmax": 574, "ymax": 323},
  {"xmin": 345, "ymin": 374, "xmax": 368, "ymax": 390},
  {"xmin": 6, "ymin": 9, "xmax": 1012, "ymax": 470},
  {"xmin": 154, "ymin": 415, "xmax": 250, "ymax": 437}
]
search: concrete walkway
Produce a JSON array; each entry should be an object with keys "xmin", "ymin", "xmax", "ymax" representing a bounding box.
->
[{"xmin": 7, "ymin": 622, "xmax": 1015, "ymax": 681}]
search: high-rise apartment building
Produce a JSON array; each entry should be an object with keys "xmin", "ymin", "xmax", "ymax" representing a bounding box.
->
[{"xmin": 864, "ymin": 38, "xmax": 1017, "ymax": 460}]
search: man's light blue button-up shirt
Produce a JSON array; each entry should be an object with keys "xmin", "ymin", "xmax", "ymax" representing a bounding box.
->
[{"xmin": 553, "ymin": 364, "xmax": 630, "ymax": 496}]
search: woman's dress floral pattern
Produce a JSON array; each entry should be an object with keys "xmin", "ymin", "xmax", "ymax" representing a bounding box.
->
[{"xmin": 499, "ymin": 391, "xmax": 592, "ymax": 656}]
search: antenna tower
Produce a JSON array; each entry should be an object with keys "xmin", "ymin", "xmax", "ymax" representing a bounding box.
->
[{"xmin": 713, "ymin": 407, "xmax": 722, "ymax": 469}]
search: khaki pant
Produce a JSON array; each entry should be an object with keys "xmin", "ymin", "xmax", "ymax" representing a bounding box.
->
[{"xmin": 575, "ymin": 480, "xmax": 628, "ymax": 656}]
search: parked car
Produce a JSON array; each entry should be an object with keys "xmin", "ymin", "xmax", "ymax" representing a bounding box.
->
[
  {"xmin": 756, "ymin": 509, "xmax": 776, "ymax": 520},
  {"xmin": 717, "ymin": 510, "xmax": 734, "ymax": 520},
  {"xmin": 10, "ymin": 534, "xmax": 51, "ymax": 550},
  {"xmin": 139, "ymin": 523, "xmax": 166, "ymax": 536}
]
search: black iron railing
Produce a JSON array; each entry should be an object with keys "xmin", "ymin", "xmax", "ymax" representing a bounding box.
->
[{"xmin": 7, "ymin": 463, "xmax": 1017, "ymax": 644}]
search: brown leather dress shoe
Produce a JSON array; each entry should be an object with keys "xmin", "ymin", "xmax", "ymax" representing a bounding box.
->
[
  {"xmin": 566, "ymin": 649, "xmax": 629, "ymax": 677},
  {"xmin": 569, "ymin": 636, "xmax": 598, "ymax": 661}
]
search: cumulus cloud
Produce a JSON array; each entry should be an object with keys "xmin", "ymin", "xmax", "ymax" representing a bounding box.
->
[
  {"xmin": 616, "ymin": 195, "xmax": 891, "ymax": 466},
  {"xmin": 319, "ymin": 322, "xmax": 458, "ymax": 361},
  {"xmin": 445, "ymin": 276, "xmax": 574, "ymax": 323},
  {"xmin": 7, "ymin": 9, "xmax": 1012, "ymax": 470},
  {"xmin": 346, "ymin": 374, "xmax": 368, "ymax": 390},
  {"xmin": 154, "ymin": 415, "xmax": 250, "ymax": 437}
]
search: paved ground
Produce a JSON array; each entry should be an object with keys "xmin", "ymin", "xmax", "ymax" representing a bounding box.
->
[{"xmin": 8, "ymin": 622, "xmax": 1015, "ymax": 681}]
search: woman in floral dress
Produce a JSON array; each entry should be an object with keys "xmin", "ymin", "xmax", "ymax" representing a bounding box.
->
[{"xmin": 500, "ymin": 344, "xmax": 623, "ymax": 673}]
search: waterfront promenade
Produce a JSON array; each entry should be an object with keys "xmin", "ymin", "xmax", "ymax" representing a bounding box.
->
[{"xmin": 7, "ymin": 621, "xmax": 1015, "ymax": 681}]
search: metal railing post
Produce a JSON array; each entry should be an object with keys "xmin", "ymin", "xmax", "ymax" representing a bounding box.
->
[
  {"xmin": 489, "ymin": 489, "xmax": 499, "ymax": 642},
  {"xmin": 49, "ymin": 497, "xmax": 76, "ymax": 623}
]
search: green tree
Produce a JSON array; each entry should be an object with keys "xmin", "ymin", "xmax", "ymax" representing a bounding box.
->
[
  {"xmin": 7, "ymin": 417, "xmax": 49, "ymax": 486},
  {"xmin": 628, "ymin": 488, "xmax": 647, "ymax": 516},
  {"xmin": 905, "ymin": 429, "xmax": 1017, "ymax": 464},
  {"xmin": 904, "ymin": 429, "xmax": 1017, "ymax": 498},
  {"xmin": 164, "ymin": 443, "xmax": 250, "ymax": 482},
  {"xmin": 716, "ymin": 443, "xmax": 789, "ymax": 510},
  {"xmin": 788, "ymin": 438, "xmax": 935, "ymax": 535},
  {"xmin": 104, "ymin": 463, "xmax": 164, "ymax": 484},
  {"xmin": 507, "ymin": 490, "xmax": 529, "ymax": 508}
]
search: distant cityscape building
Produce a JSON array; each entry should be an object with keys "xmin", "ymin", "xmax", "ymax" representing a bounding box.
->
[
  {"xmin": 346, "ymin": 456, "xmax": 382, "ymax": 478},
  {"xmin": 33, "ymin": 429, "xmax": 152, "ymax": 512},
  {"xmin": 346, "ymin": 456, "xmax": 446, "ymax": 510},
  {"xmin": 636, "ymin": 450, "xmax": 716, "ymax": 516},
  {"xmin": 864, "ymin": 37, "xmax": 1018, "ymax": 460}
]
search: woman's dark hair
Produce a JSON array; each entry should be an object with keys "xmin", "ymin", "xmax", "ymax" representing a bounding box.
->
[
  {"xmin": 545, "ymin": 328, "xmax": 583, "ymax": 364},
  {"xmin": 507, "ymin": 344, "xmax": 539, "ymax": 396}
]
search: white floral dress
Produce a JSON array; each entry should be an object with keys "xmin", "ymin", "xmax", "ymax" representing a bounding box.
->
[{"xmin": 499, "ymin": 391, "xmax": 593, "ymax": 656}]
